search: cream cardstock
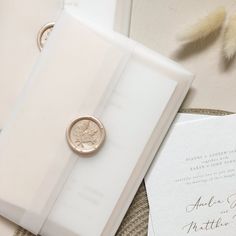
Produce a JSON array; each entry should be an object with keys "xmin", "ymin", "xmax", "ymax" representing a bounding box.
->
[
  {"xmin": 0, "ymin": 11, "xmax": 192, "ymax": 236},
  {"xmin": 0, "ymin": 0, "xmax": 63, "ymax": 128},
  {"xmin": 146, "ymin": 114, "xmax": 236, "ymax": 236}
]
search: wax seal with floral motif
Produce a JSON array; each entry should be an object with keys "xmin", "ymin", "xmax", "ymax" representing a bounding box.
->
[{"xmin": 66, "ymin": 116, "xmax": 106, "ymax": 155}]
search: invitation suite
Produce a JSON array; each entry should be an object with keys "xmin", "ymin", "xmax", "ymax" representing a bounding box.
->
[
  {"xmin": 146, "ymin": 114, "xmax": 236, "ymax": 236},
  {"xmin": 0, "ymin": 1, "xmax": 132, "ymax": 235},
  {"xmin": 0, "ymin": 11, "xmax": 192, "ymax": 236},
  {"xmin": 0, "ymin": 0, "xmax": 131, "ymax": 132},
  {"xmin": 0, "ymin": 1, "xmax": 63, "ymax": 234}
]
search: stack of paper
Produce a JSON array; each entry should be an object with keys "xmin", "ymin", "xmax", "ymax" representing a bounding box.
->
[{"xmin": 0, "ymin": 1, "xmax": 131, "ymax": 235}]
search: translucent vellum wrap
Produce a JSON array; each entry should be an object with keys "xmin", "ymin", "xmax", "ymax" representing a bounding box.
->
[
  {"xmin": 0, "ymin": 0, "xmax": 64, "ymax": 128},
  {"xmin": 0, "ymin": 12, "xmax": 193, "ymax": 236}
]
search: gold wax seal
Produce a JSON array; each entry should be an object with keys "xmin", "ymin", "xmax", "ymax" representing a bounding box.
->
[
  {"xmin": 66, "ymin": 116, "xmax": 106, "ymax": 155},
  {"xmin": 37, "ymin": 22, "xmax": 55, "ymax": 51}
]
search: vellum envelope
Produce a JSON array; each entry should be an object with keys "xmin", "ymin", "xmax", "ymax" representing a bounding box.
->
[
  {"xmin": 0, "ymin": 0, "xmax": 63, "ymax": 128},
  {"xmin": 0, "ymin": 12, "xmax": 193, "ymax": 236}
]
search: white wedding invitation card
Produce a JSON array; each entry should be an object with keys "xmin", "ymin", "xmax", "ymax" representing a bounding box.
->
[
  {"xmin": 147, "ymin": 113, "xmax": 214, "ymax": 236},
  {"xmin": 146, "ymin": 114, "xmax": 236, "ymax": 236}
]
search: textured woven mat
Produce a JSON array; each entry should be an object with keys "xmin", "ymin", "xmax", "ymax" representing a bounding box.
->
[{"xmin": 14, "ymin": 109, "xmax": 233, "ymax": 236}]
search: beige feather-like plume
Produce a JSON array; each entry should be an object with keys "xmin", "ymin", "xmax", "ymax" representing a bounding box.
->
[
  {"xmin": 223, "ymin": 13, "xmax": 236, "ymax": 59},
  {"xmin": 177, "ymin": 7, "xmax": 226, "ymax": 43}
]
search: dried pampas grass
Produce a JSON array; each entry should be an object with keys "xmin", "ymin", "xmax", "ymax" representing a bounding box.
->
[
  {"xmin": 177, "ymin": 7, "xmax": 226, "ymax": 43},
  {"xmin": 223, "ymin": 14, "xmax": 236, "ymax": 60}
]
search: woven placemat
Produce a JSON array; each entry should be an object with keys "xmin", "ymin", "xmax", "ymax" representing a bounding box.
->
[{"xmin": 14, "ymin": 109, "xmax": 233, "ymax": 236}]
